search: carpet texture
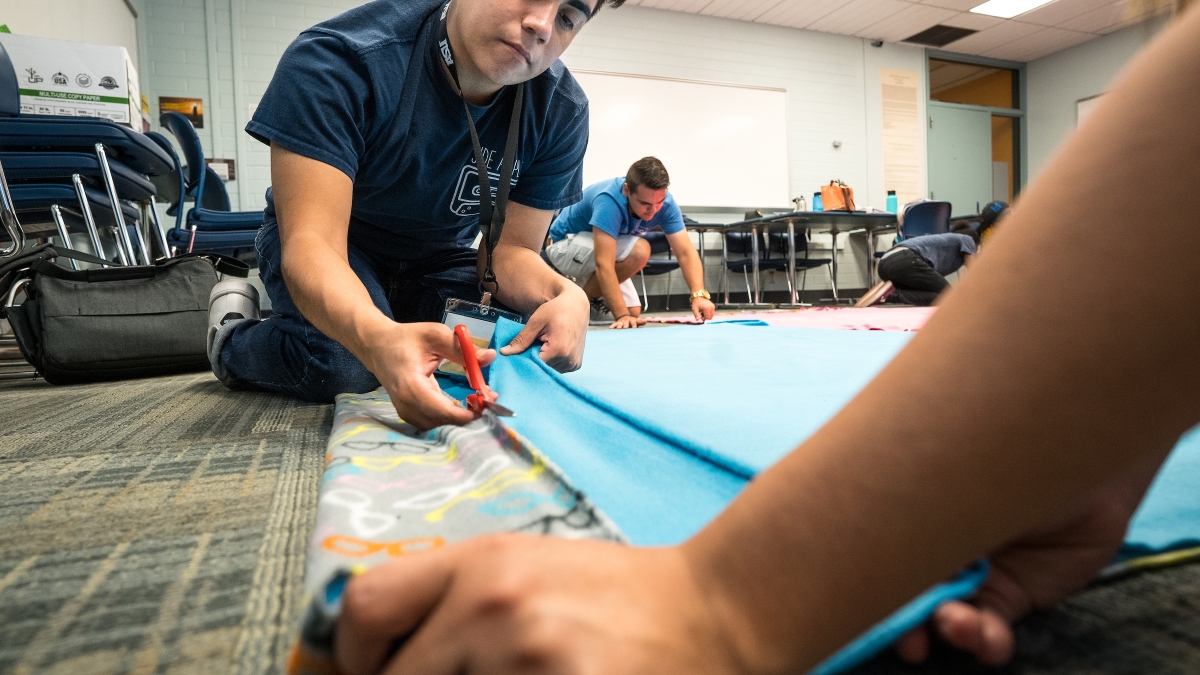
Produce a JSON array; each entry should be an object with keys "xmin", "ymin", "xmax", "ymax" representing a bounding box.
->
[{"xmin": 0, "ymin": 372, "xmax": 331, "ymax": 674}]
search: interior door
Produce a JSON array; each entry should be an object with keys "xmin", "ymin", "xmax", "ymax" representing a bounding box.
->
[{"xmin": 927, "ymin": 105, "xmax": 992, "ymax": 215}]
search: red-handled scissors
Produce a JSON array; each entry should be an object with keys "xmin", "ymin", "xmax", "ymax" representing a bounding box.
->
[{"xmin": 453, "ymin": 323, "xmax": 515, "ymax": 417}]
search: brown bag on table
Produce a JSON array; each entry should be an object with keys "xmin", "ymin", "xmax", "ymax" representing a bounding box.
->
[{"xmin": 820, "ymin": 180, "xmax": 857, "ymax": 211}]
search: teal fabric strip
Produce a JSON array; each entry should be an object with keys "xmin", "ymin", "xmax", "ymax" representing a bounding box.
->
[
  {"xmin": 1123, "ymin": 424, "xmax": 1200, "ymax": 554},
  {"xmin": 489, "ymin": 318, "xmax": 982, "ymax": 675}
]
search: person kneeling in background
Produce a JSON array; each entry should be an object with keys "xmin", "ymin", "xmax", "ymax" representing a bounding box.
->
[
  {"xmin": 858, "ymin": 202, "xmax": 1007, "ymax": 307},
  {"xmin": 542, "ymin": 157, "xmax": 714, "ymax": 328}
]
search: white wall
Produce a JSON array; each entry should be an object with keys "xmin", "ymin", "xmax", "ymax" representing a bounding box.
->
[
  {"xmin": 0, "ymin": 0, "xmax": 139, "ymax": 68},
  {"xmin": 137, "ymin": 0, "xmax": 926, "ymax": 294},
  {"xmin": 562, "ymin": 5, "xmax": 924, "ymax": 294},
  {"xmin": 1025, "ymin": 17, "xmax": 1165, "ymax": 182}
]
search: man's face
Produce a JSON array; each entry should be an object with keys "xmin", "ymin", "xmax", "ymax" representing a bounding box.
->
[
  {"xmin": 452, "ymin": 0, "xmax": 598, "ymax": 87},
  {"xmin": 623, "ymin": 183, "xmax": 667, "ymax": 221}
]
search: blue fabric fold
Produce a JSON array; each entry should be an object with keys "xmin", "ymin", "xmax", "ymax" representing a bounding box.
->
[
  {"xmin": 1123, "ymin": 425, "xmax": 1200, "ymax": 554},
  {"xmin": 488, "ymin": 318, "xmax": 1200, "ymax": 674}
]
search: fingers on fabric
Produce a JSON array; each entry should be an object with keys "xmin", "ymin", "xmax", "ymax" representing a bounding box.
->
[
  {"xmin": 932, "ymin": 601, "xmax": 1015, "ymax": 666},
  {"xmin": 499, "ymin": 319, "xmax": 544, "ymax": 356},
  {"xmin": 336, "ymin": 547, "xmax": 461, "ymax": 675}
]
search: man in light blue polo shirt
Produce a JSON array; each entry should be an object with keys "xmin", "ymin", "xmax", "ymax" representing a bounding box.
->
[{"xmin": 544, "ymin": 157, "xmax": 715, "ymax": 328}]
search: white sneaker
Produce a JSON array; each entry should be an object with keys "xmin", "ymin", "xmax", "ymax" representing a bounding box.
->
[{"xmin": 207, "ymin": 279, "xmax": 260, "ymax": 357}]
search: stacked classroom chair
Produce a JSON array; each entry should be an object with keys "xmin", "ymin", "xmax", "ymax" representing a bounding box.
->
[{"xmin": 157, "ymin": 112, "xmax": 264, "ymax": 261}]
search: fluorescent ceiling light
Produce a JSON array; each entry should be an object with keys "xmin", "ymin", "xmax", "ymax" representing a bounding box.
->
[{"xmin": 970, "ymin": 0, "xmax": 1056, "ymax": 18}]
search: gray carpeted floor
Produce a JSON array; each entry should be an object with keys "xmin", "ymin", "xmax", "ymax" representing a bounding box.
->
[
  {"xmin": 0, "ymin": 372, "xmax": 331, "ymax": 674},
  {"xmin": 1, "ymin": 370, "xmax": 1198, "ymax": 674}
]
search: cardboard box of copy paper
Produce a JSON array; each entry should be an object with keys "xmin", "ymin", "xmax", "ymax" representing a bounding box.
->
[{"xmin": 0, "ymin": 33, "xmax": 140, "ymax": 126}]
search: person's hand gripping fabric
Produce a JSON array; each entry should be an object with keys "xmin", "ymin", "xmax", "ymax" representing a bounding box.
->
[
  {"xmin": 499, "ymin": 287, "xmax": 590, "ymax": 372},
  {"xmin": 362, "ymin": 321, "xmax": 499, "ymax": 430},
  {"xmin": 893, "ymin": 460, "xmax": 1160, "ymax": 666}
]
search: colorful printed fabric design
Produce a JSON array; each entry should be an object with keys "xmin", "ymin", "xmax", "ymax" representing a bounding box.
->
[{"xmin": 288, "ymin": 389, "xmax": 625, "ymax": 674}]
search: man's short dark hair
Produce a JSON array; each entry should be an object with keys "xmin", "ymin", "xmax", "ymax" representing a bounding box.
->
[
  {"xmin": 626, "ymin": 156, "xmax": 670, "ymax": 192},
  {"xmin": 592, "ymin": 0, "xmax": 626, "ymax": 18}
]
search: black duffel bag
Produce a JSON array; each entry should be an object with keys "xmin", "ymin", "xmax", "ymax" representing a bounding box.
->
[{"xmin": 0, "ymin": 244, "xmax": 248, "ymax": 385}]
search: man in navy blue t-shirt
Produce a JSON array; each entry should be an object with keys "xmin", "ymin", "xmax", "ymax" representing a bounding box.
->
[{"xmin": 207, "ymin": 0, "xmax": 621, "ymax": 428}]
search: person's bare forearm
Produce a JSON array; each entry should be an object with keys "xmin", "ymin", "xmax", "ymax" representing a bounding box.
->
[
  {"xmin": 490, "ymin": 243, "xmax": 584, "ymax": 314},
  {"xmin": 278, "ymin": 232, "xmax": 393, "ymax": 365},
  {"xmin": 271, "ymin": 146, "xmax": 393, "ymax": 370},
  {"xmin": 676, "ymin": 244, "xmax": 705, "ymax": 293},
  {"xmin": 684, "ymin": 9, "xmax": 1200, "ymax": 673}
]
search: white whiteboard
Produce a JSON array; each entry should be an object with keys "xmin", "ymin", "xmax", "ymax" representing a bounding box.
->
[{"xmin": 572, "ymin": 70, "xmax": 790, "ymax": 209}]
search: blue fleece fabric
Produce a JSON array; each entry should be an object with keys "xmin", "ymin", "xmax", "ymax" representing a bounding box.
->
[
  {"xmin": 486, "ymin": 318, "xmax": 1200, "ymax": 674},
  {"xmin": 1124, "ymin": 425, "xmax": 1200, "ymax": 553}
]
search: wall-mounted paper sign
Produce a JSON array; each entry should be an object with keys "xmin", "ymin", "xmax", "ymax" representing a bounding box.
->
[
  {"xmin": 159, "ymin": 96, "xmax": 203, "ymax": 128},
  {"xmin": 206, "ymin": 158, "xmax": 236, "ymax": 181}
]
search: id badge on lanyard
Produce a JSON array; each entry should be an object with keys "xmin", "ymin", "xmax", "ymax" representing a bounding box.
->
[{"xmin": 437, "ymin": 298, "xmax": 523, "ymax": 379}]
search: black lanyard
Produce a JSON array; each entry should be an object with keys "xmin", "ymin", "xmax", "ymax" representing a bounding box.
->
[{"xmin": 437, "ymin": 1, "xmax": 523, "ymax": 299}]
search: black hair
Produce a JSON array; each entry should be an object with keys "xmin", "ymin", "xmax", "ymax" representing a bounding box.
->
[
  {"xmin": 591, "ymin": 0, "xmax": 626, "ymax": 18},
  {"xmin": 950, "ymin": 220, "xmax": 982, "ymax": 247}
]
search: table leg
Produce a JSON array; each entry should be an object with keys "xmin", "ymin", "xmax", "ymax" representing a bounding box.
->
[
  {"xmin": 865, "ymin": 228, "xmax": 876, "ymax": 287},
  {"xmin": 787, "ymin": 220, "xmax": 797, "ymax": 306},
  {"xmin": 722, "ymin": 235, "xmax": 729, "ymax": 305},
  {"xmin": 751, "ymin": 225, "xmax": 760, "ymax": 305},
  {"xmin": 829, "ymin": 229, "xmax": 839, "ymax": 303}
]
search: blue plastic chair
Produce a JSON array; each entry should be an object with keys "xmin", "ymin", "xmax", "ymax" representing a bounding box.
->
[
  {"xmin": 158, "ymin": 112, "xmax": 263, "ymax": 260},
  {"xmin": 0, "ymin": 152, "xmax": 157, "ymax": 202},
  {"xmin": 723, "ymin": 230, "xmax": 831, "ymax": 304},
  {"xmin": 897, "ymin": 200, "xmax": 951, "ymax": 240}
]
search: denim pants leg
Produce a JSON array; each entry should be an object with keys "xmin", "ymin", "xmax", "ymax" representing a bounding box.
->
[
  {"xmin": 213, "ymin": 219, "xmax": 391, "ymax": 402},
  {"xmin": 877, "ymin": 248, "xmax": 948, "ymax": 306}
]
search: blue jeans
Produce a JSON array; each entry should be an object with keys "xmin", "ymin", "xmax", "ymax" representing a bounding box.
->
[{"xmin": 213, "ymin": 219, "xmax": 483, "ymax": 402}]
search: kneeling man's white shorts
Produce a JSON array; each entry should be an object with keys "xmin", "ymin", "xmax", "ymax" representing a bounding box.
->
[{"xmin": 544, "ymin": 232, "xmax": 641, "ymax": 308}]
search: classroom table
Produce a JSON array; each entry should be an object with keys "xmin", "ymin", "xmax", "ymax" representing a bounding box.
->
[{"xmin": 711, "ymin": 211, "xmax": 898, "ymax": 305}]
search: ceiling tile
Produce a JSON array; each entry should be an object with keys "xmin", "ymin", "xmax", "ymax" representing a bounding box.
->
[
  {"xmin": 857, "ymin": 3, "xmax": 959, "ymax": 41},
  {"xmin": 940, "ymin": 10, "xmax": 1005, "ymax": 29},
  {"xmin": 806, "ymin": 0, "xmax": 913, "ymax": 34},
  {"xmin": 701, "ymin": 0, "xmax": 789, "ymax": 21},
  {"xmin": 918, "ymin": 0, "xmax": 989, "ymax": 12},
  {"xmin": 1015, "ymin": 0, "xmax": 1112, "ymax": 28},
  {"xmin": 982, "ymin": 25, "xmax": 1094, "ymax": 58},
  {"xmin": 754, "ymin": 0, "xmax": 856, "ymax": 28},
  {"xmin": 1057, "ymin": 1, "xmax": 1132, "ymax": 32},
  {"xmin": 637, "ymin": 0, "xmax": 711, "ymax": 12},
  {"xmin": 936, "ymin": 18, "xmax": 1042, "ymax": 54}
]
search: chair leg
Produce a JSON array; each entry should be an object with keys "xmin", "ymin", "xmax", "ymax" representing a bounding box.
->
[
  {"xmin": 49, "ymin": 205, "xmax": 80, "ymax": 270},
  {"xmin": 665, "ymin": 272, "xmax": 671, "ymax": 311},
  {"xmin": 639, "ymin": 270, "xmax": 649, "ymax": 311},
  {"xmin": 94, "ymin": 143, "xmax": 136, "ymax": 265},
  {"xmin": 742, "ymin": 269, "xmax": 751, "ymax": 304},
  {"xmin": 72, "ymin": 174, "xmax": 108, "ymax": 266},
  {"xmin": 144, "ymin": 201, "xmax": 171, "ymax": 261}
]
